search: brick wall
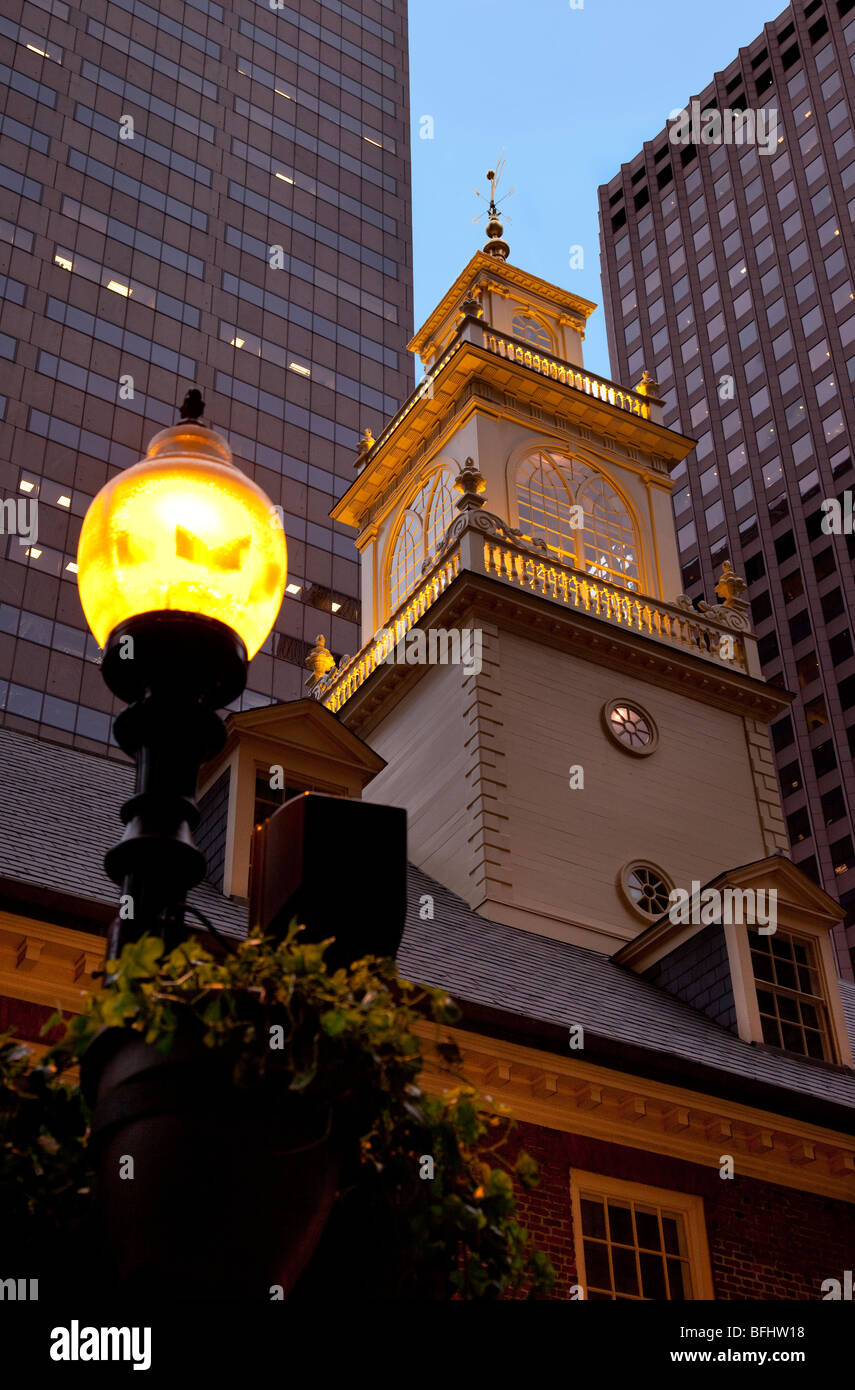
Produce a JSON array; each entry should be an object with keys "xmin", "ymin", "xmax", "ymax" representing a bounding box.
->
[
  {"xmin": 510, "ymin": 1121, "xmax": 855, "ymax": 1300},
  {"xmin": 0, "ymin": 995, "xmax": 61, "ymax": 1044}
]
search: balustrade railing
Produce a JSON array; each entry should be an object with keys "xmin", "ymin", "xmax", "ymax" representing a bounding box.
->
[
  {"xmin": 318, "ymin": 552, "xmax": 461, "ymax": 713},
  {"xmin": 481, "ymin": 330, "xmax": 652, "ymax": 419},
  {"xmin": 481, "ymin": 539, "xmax": 748, "ymax": 672},
  {"xmin": 317, "ymin": 525, "xmax": 750, "ymax": 712}
]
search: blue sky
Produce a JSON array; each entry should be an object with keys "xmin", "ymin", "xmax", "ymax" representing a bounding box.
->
[{"xmin": 409, "ymin": 0, "xmax": 786, "ymax": 379}]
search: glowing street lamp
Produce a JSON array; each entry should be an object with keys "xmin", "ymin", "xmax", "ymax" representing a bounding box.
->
[{"xmin": 76, "ymin": 391, "xmax": 287, "ymax": 954}]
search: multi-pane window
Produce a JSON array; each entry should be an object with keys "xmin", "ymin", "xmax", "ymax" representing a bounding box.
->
[
  {"xmin": 606, "ymin": 703, "xmax": 656, "ymax": 753},
  {"xmin": 388, "ymin": 469, "xmax": 456, "ymax": 614},
  {"xmin": 575, "ymin": 1180, "xmax": 703, "ymax": 1300},
  {"xmin": 254, "ymin": 771, "xmax": 287, "ymax": 830},
  {"xmin": 389, "ymin": 512, "xmax": 426, "ymax": 614},
  {"xmin": 749, "ymin": 928, "xmax": 832, "ymax": 1060},
  {"xmin": 511, "ymin": 313, "xmax": 552, "ymax": 350},
  {"xmin": 516, "ymin": 450, "xmax": 639, "ymax": 590},
  {"xmin": 581, "ymin": 475, "xmax": 639, "ymax": 588},
  {"xmin": 425, "ymin": 472, "xmax": 456, "ymax": 557},
  {"xmin": 623, "ymin": 863, "xmax": 672, "ymax": 917},
  {"xmin": 252, "ymin": 771, "xmax": 337, "ymax": 830},
  {"xmin": 517, "ymin": 453, "xmax": 582, "ymax": 562}
]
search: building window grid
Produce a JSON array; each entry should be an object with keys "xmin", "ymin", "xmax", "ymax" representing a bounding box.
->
[
  {"xmin": 0, "ymin": 13, "xmax": 63, "ymax": 63},
  {"xmin": 579, "ymin": 1192, "xmax": 693, "ymax": 1300},
  {"xmin": 237, "ymin": 17, "xmax": 395, "ymax": 117},
  {"xmin": 79, "ymin": 61, "xmax": 217, "ymax": 143},
  {"xmin": 68, "ymin": 150, "xmax": 208, "ymax": 232},
  {"xmin": 749, "ymin": 929, "xmax": 832, "ymax": 1059},
  {"xmin": 232, "ymin": 97, "xmax": 397, "ymax": 195},
  {"xmin": 235, "ymin": 56, "xmax": 395, "ymax": 154}
]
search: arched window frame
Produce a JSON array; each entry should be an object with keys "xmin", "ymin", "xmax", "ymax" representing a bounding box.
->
[
  {"xmin": 509, "ymin": 445, "xmax": 644, "ymax": 593},
  {"xmin": 385, "ymin": 465, "xmax": 457, "ymax": 618},
  {"xmin": 510, "ymin": 311, "xmax": 554, "ymax": 352}
]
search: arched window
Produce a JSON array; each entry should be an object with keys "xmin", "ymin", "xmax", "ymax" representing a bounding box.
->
[
  {"xmin": 516, "ymin": 452, "xmax": 581, "ymax": 563},
  {"xmin": 511, "ymin": 313, "xmax": 552, "ymax": 350},
  {"xmin": 388, "ymin": 467, "xmax": 456, "ymax": 614},
  {"xmin": 514, "ymin": 449, "xmax": 640, "ymax": 591},
  {"xmin": 389, "ymin": 512, "xmax": 422, "ymax": 612},
  {"xmin": 577, "ymin": 475, "xmax": 639, "ymax": 590},
  {"xmin": 426, "ymin": 471, "xmax": 456, "ymax": 556}
]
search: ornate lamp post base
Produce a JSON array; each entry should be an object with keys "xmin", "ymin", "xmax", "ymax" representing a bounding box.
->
[{"xmin": 100, "ymin": 611, "xmax": 248, "ymax": 958}]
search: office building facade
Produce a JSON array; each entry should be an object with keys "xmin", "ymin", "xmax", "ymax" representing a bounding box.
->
[
  {"xmin": 598, "ymin": 0, "xmax": 855, "ymax": 970},
  {"xmin": 0, "ymin": 0, "xmax": 413, "ymax": 756}
]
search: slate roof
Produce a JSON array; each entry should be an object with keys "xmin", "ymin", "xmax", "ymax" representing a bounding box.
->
[
  {"xmin": 399, "ymin": 864, "xmax": 855, "ymax": 1120},
  {"xmin": 0, "ymin": 727, "xmax": 246, "ymax": 936},
  {"xmin": 2, "ymin": 727, "xmax": 854, "ymax": 1122}
]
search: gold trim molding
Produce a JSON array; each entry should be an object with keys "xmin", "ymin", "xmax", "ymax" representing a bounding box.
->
[
  {"xmin": 0, "ymin": 910, "xmax": 104, "ymax": 1012},
  {"xmin": 415, "ymin": 1021, "xmax": 855, "ymax": 1205}
]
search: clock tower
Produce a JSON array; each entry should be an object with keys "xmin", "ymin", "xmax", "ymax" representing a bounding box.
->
[{"xmin": 310, "ymin": 203, "xmax": 792, "ymax": 954}]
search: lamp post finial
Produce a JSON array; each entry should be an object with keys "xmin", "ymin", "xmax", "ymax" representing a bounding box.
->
[{"xmin": 179, "ymin": 388, "xmax": 205, "ymax": 422}]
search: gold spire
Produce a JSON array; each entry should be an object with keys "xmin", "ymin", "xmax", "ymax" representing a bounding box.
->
[{"xmin": 474, "ymin": 158, "xmax": 512, "ymax": 261}]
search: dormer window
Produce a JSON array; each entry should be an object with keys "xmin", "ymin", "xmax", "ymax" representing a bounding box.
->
[
  {"xmin": 254, "ymin": 770, "xmax": 286, "ymax": 829},
  {"xmin": 614, "ymin": 857, "xmax": 854, "ymax": 1069},
  {"xmin": 253, "ymin": 771, "xmax": 329, "ymax": 832},
  {"xmin": 749, "ymin": 927, "xmax": 832, "ymax": 1060},
  {"xmin": 194, "ymin": 700, "xmax": 386, "ymax": 901},
  {"xmin": 511, "ymin": 312, "xmax": 552, "ymax": 350}
]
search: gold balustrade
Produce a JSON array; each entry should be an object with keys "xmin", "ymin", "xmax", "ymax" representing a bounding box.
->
[
  {"xmin": 318, "ymin": 531, "xmax": 748, "ymax": 712},
  {"xmin": 482, "ymin": 540, "xmax": 747, "ymax": 671},
  {"xmin": 481, "ymin": 331, "xmax": 651, "ymax": 419},
  {"xmin": 320, "ymin": 552, "xmax": 461, "ymax": 713}
]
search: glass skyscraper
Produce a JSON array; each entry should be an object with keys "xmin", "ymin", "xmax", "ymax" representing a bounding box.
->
[
  {"xmin": 598, "ymin": 0, "xmax": 855, "ymax": 971},
  {"xmin": 0, "ymin": 0, "xmax": 412, "ymax": 756}
]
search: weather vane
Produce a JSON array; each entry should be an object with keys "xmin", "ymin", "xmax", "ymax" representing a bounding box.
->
[
  {"xmin": 473, "ymin": 152, "xmax": 514, "ymax": 224},
  {"xmin": 473, "ymin": 153, "xmax": 513, "ymax": 260}
]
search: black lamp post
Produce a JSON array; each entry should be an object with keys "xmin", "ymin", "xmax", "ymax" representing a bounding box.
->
[
  {"xmin": 76, "ymin": 392, "xmax": 287, "ymax": 960},
  {"xmin": 73, "ymin": 395, "xmax": 408, "ymax": 1299},
  {"xmin": 73, "ymin": 395, "xmax": 298, "ymax": 1297}
]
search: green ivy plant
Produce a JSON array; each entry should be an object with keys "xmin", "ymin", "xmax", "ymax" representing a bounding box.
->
[
  {"xmin": 4, "ymin": 925, "xmax": 554, "ymax": 1299},
  {"xmin": 0, "ymin": 1035, "xmax": 93, "ymax": 1267}
]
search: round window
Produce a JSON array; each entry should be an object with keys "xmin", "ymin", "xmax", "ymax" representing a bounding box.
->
[
  {"xmin": 602, "ymin": 699, "xmax": 658, "ymax": 756},
  {"xmin": 620, "ymin": 861, "xmax": 673, "ymax": 919}
]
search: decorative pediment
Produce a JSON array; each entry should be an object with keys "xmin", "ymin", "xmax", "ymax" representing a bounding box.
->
[
  {"xmin": 615, "ymin": 854, "xmax": 844, "ymax": 974},
  {"xmin": 408, "ymin": 250, "xmax": 596, "ymax": 365},
  {"xmin": 220, "ymin": 698, "xmax": 385, "ymax": 781},
  {"xmin": 614, "ymin": 855, "xmax": 852, "ymax": 1070}
]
